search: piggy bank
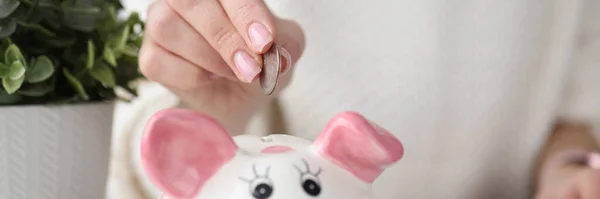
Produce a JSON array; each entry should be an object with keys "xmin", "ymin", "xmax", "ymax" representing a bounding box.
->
[{"xmin": 140, "ymin": 109, "xmax": 404, "ymax": 199}]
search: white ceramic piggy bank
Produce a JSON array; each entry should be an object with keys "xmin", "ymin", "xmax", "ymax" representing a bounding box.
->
[{"xmin": 140, "ymin": 108, "xmax": 404, "ymax": 199}]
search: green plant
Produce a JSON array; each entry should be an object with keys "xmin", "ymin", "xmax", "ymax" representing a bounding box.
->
[{"xmin": 0, "ymin": 0, "xmax": 145, "ymax": 105}]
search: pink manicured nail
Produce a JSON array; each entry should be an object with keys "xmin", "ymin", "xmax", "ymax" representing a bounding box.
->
[
  {"xmin": 248, "ymin": 22, "xmax": 273, "ymax": 51},
  {"xmin": 234, "ymin": 51, "xmax": 261, "ymax": 83},
  {"xmin": 588, "ymin": 153, "xmax": 600, "ymax": 169}
]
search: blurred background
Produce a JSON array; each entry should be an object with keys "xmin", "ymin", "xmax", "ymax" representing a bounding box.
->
[
  {"xmin": 0, "ymin": 0, "xmax": 597, "ymax": 199},
  {"xmin": 111, "ymin": 0, "xmax": 600, "ymax": 198}
]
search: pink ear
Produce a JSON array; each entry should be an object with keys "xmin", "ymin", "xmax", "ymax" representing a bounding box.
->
[
  {"xmin": 141, "ymin": 108, "xmax": 238, "ymax": 198},
  {"xmin": 313, "ymin": 111, "xmax": 404, "ymax": 183}
]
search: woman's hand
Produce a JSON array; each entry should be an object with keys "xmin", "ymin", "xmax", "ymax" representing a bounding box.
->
[
  {"xmin": 138, "ymin": 0, "xmax": 305, "ymax": 130},
  {"xmin": 535, "ymin": 154, "xmax": 600, "ymax": 199}
]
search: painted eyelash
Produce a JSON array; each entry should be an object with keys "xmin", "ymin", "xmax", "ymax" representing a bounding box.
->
[
  {"xmin": 239, "ymin": 164, "xmax": 271, "ymax": 183},
  {"xmin": 294, "ymin": 159, "xmax": 322, "ymax": 176}
]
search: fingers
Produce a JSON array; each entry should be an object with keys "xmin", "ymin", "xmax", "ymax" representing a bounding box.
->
[
  {"xmin": 268, "ymin": 18, "xmax": 305, "ymax": 89},
  {"xmin": 560, "ymin": 184, "xmax": 579, "ymax": 199},
  {"xmin": 576, "ymin": 170, "xmax": 600, "ymax": 199},
  {"xmin": 273, "ymin": 18, "xmax": 305, "ymax": 69},
  {"xmin": 144, "ymin": 0, "xmax": 305, "ymax": 96},
  {"xmin": 139, "ymin": 39, "xmax": 212, "ymax": 90},
  {"xmin": 233, "ymin": 18, "xmax": 305, "ymax": 97},
  {"xmin": 167, "ymin": 0, "xmax": 262, "ymax": 83},
  {"xmin": 146, "ymin": 0, "xmax": 236, "ymax": 81},
  {"xmin": 218, "ymin": 0, "xmax": 275, "ymax": 53}
]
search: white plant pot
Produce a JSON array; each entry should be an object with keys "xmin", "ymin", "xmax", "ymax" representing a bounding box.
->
[{"xmin": 0, "ymin": 102, "xmax": 115, "ymax": 199}]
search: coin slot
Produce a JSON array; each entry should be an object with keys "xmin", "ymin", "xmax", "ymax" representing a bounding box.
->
[{"xmin": 261, "ymin": 136, "xmax": 275, "ymax": 142}]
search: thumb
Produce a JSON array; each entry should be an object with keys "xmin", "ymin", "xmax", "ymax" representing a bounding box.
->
[
  {"xmin": 275, "ymin": 18, "xmax": 306, "ymax": 70},
  {"xmin": 271, "ymin": 18, "xmax": 305, "ymax": 92},
  {"xmin": 245, "ymin": 18, "xmax": 305, "ymax": 97}
]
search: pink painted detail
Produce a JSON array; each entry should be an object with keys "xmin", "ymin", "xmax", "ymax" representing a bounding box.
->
[
  {"xmin": 313, "ymin": 111, "xmax": 404, "ymax": 183},
  {"xmin": 261, "ymin": 145, "xmax": 294, "ymax": 153},
  {"xmin": 141, "ymin": 108, "xmax": 238, "ymax": 198}
]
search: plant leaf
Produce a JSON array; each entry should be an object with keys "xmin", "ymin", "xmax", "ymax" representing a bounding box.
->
[
  {"xmin": 21, "ymin": 6, "xmax": 45, "ymax": 24},
  {"xmin": 33, "ymin": 0, "xmax": 61, "ymax": 10},
  {"xmin": 0, "ymin": 4, "xmax": 144, "ymax": 105},
  {"xmin": 46, "ymin": 37, "xmax": 76, "ymax": 48},
  {"xmin": 62, "ymin": 68, "xmax": 89, "ymax": 100},
  {"xmin": 107, "ymin": 4, "xmax": 117, "ymax": 21},
  {"xmin": 41, "ymin": 10, "xmax": 62, "ymax": 30},
  {"xmin": 103, "ymin": 46, "xmax": 117, "ymax": 67},
  {"xmin": 16, "ymin": 20, "xmax": 56, "ymax": 37},
  {"xmin": 87, "ymin": 40, "xmax": 95, "ymax": 69},
  {"xmin": 126, "ymin": 12, "xmax": 143, "ymax": 27},
  {"xmin": 2, "ymin": 72, "xmax": 24, "ymax": 94},
  {"xmin": 26, "ymin": 55, "xmax": 54, "ymax": 83},
  {"xmin": 4, "ymin": 44, "xmax": 26, "ymax": 68},
  {"xmin": 114, "ymin": 25, "xmax": 130, "ymax": 51},
  {"xmin": 63, "ymin": 4, "xmax": 101, "ymax": 32},
  {"xmin": 17, "ymin": 83, "xmax": 53, "ymax": 97},
  {"xmin": 0, "ymin": 0, "xmax": 20, "ymax": 19},
  {"xmin": 8, "ymin": 60, "xmax": 25, "ymax": 80},
  {"xmin": 90, "ymin": 62, "xmax": 116, "ymax": 87},
  {"xmin": 121, "ymin": 44, "xmax": 139, "ymax": 57},
  {"xmin": 0, "ymin": 62, "xmax": 9, "ymax": 77},
  {"xmin": 0, "ymin": 18, "xmax": 16, "ymax": 38}
]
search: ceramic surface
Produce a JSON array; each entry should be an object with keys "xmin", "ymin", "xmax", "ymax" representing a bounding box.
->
[{"xmin": 140, "ymin": 108, "xmax": 404, "ymax": 199}]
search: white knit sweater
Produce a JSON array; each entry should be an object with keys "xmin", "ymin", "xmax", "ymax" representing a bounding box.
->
[{"xmin": 109, "ymin": 0, "xmax": 600, "ymax": 199}]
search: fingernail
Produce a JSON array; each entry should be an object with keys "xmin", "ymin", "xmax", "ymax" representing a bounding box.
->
[
  {"xmin": 278, "ymin": 46, "xmax": 292, "ymax": 74},
  {"xmin": 248, "ymin": 22, "xmax": 273, "ymax": 51},
  {"xmin": 234, "ymin": 51, "xmax": 261, "ymax": 83},
  {"xmin": 588, "ymin": 153, "xmax": 600, "ymax": 169}
]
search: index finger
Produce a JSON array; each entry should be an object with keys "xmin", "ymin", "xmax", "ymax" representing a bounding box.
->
[{"xmin": 219, "ymin": 0, "xmax": 276, "ymax": 53}]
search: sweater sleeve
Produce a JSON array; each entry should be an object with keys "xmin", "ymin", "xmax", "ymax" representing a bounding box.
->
[{"xmin": 557, "ymin": 0, "xmax": 600, "ymax": 129}]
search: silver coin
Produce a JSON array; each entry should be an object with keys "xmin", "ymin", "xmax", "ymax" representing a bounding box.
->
[{"xmin": 260, "ymin": 43, "xmax": 281, "ymax": 95}]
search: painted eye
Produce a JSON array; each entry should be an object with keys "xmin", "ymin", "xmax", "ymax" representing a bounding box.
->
[
  {"xmin": 252, "ymin": 181, "xmax": 273, "ymax": 199},
  {"xmin": 240, "ymin": 165, "xmax": 274, "ymax": 199},
  {"xmin": 301, "ymin": 175, "xmax": 321, "ymax": 196}
]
